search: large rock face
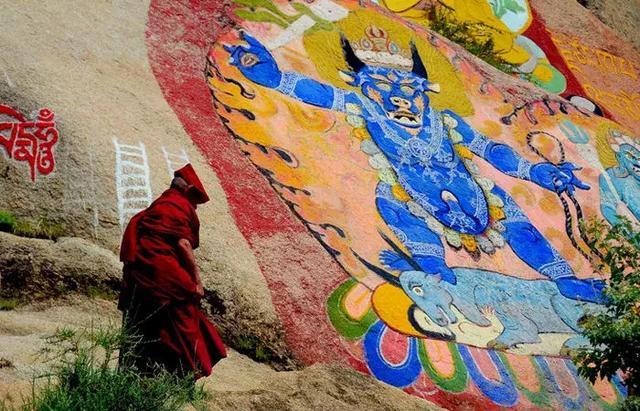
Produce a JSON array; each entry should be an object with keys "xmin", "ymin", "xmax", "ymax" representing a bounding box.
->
[
  {"xmin": 0, "ymin": 0, "xmax": 638, "ymax": 409},
  {"xmin": 0, "ymin": 232, "xmax": 121, "ymax": 301},
  {"xmin": 0, "ymin": 0, "xmax": 291, "ymax": 368},
  {"xmin": 578, "ymin": 0, "xmax": 640, "ymax": 52}
]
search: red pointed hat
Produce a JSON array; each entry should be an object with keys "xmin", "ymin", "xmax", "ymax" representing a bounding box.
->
[{"xmin": 174, "ymin": 163, "xmax": 210, "ymax": 204}]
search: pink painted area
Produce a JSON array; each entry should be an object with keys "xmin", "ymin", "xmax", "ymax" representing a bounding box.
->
[
  {"xmin": 592, "ymin": 378, "xmax": 619, "ymax": 405},
  {"xmin": 502, "ymin": 353, "xmax": 542, "ymax": 392},
  {"xmin": 146, "ymin": 0, "xmax": 351, "ymax": 366},
  {"xmin": 423, "ymin": 339, "xmax": 456, "ymax": 378},
  {"xmin": 468, "ymin": 347, "xmax": 501, "ymax": 382},
  {"xmin": 380, "ymin": 327, "xmax": 410, "ymax": 365},
  {"xmin": 547, "ymin": 357, "xmax": 580, "ymax": 398},
  {"xmin": 344, "ymin": 283, "xmax": 373, "ymax": 320}
]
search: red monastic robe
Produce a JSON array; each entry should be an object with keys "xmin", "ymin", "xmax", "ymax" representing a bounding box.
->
[{"xmin": 118, "ymin": 165, "xmax": 226, "ymax": 379}]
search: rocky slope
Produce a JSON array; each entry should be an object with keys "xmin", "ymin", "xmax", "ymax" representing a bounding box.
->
[
  {"xmin": 1, "ymin": 0, "xmax": 638, "ymax": 409},
  {"xmin": 577, "ymin": 0, "xmax": 640, "ymax": 51},
  {"xmin": 0, "ymin": 298, "xmax": 442, "ymax": 410}
]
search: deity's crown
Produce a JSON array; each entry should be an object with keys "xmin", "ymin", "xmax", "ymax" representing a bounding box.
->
[
  {"xmin": 351, "ymin": 26, "xmax": 413, "ymax": 71},
  {"xmin": 609, "ymin": 129, "xmax": 638, "ymax": 152}
]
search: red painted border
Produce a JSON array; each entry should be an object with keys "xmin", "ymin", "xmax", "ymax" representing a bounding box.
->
[{"xmin": 146, "ymin": 0, "xmax": 350, "ymax": 365}]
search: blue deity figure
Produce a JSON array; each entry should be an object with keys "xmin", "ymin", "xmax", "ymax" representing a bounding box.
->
[
  {"xmin": 600, "ymin": 135, "xmax": 640, "ymax": 226},
  {"xmin": 224, "ymin": 30, "xmax": 604, "ymax": 303}
]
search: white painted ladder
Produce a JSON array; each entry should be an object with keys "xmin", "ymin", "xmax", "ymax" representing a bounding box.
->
[
  {"xmin": 161, "ymin": 147, "xmax": 190, "ymax": 177},
  {"xmin": 113, "ymin": 139, "xmax": 153, "ymax": 229}
]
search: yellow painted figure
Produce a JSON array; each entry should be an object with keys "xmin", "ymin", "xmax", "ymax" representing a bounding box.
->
[{"xmin": 381, "ymin": 0, "xmax": 531, "ymax": 65}]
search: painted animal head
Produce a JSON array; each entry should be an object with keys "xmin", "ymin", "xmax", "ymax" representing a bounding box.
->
[
  {"xmin": 339, "ymin": 35, "xmax": 440, "ymax": 129},
  {"xmin": 353, "ymin": 235, "xmax": 458, "ymax": 341},
  {"xmin": 399, "ymin": 271, "xmax": 458, "ymax": 327},
  {"xmin": 610, "ymin": 130, "xmax": 640, "ymax": 181},
  {"xmin": 355, "ymin": 241, "xmax": 506, "ymax": 344},
  {"xmin": 616, "ymin": 144, "xmax": 640, "ymax": 181},
  {"xmin": 358, "ymin": 253, "xmax": 456, "ymax": 340}
]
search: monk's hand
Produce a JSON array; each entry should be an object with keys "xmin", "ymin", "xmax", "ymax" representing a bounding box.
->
[{"xmin": 196, "ymin": 283, "xmax": 205, "ymax": 298}]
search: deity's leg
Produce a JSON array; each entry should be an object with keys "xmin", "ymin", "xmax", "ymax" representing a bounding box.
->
[
  {"xmin": 375, "ymin": 182, "xmax": 456, "ymax": 284},
  {"xmin": 492, "ymin": 186, "xmax": 605, "ymax": 304}
]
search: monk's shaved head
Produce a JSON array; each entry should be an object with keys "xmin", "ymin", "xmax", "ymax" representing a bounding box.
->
[{"xmin": 171, "ymin": 176, "xmax": 189, "ymax": 190}]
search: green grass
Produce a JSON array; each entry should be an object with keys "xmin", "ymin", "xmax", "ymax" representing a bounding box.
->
[
  {"xmin": 5, "ymin": 326, "xmax": 207, "ymax": 411},
  {"xmin": 232, "ymin": 335, "xmax": 273, "ymax": 363},
  {"xmin": 0, "ymin": 211, "xmax": 16, "ymax": 233},
  {"xmin": 428, "ymin": 7, "xmax": 522, "ymax": 75},
  {"xmin": 86, "ymin": 286, "xmax": 117, "ymax": 301},
  {"xmin": 0, "ymin": 298, "xmax": 18, "ymax": 311},
  {"xmin": 0, "ymin": 211, "xmax": 65, "ymax": 240}
]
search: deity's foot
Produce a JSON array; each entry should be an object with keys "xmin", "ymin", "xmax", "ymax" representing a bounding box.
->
[{"xmin": 555, "ymin": 276, "xmax": 607, "ymax": 304}]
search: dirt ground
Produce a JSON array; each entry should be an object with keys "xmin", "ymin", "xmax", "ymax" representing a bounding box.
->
[{"xmin": 0, "ymin": 298, "xmax": 442, "ymax": 410}]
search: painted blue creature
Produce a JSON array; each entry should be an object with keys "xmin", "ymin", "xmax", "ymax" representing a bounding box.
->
[
  {"xmin": 224, "ymin": 29, "xmax": 605, "ymax": 303},
  {"xmin": 357, "ymin": 242, "xmax": 600, "ymax": 350},
  {"xmin": 396, "ymin": 268, "xmax": 596, "ymax": 350},
  {"xmin": 600, "ymin": 140, "xmax": 640, "ymax": 226}
]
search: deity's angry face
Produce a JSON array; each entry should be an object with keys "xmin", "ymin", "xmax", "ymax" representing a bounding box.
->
[
  {"xmin": 339, "ymin": 34, "xmax": 439, "ymax": 130},
  {"xmin": 617, "ymin": 144, "xmax": 640, "ymax": 181},
  {"xmin": 356, "ymin": 67, "xmax": 428, "ymax": 128}
]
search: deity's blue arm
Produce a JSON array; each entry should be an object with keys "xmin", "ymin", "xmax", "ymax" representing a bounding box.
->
[
  {"xmin": 442, "ymin": 110, "xmax": 534, "ymax": 180},
  {"xmin": 442, "ymin": 110, "xmax": 591, "ymax": 194},
  {"xmin": 274, "ymin": 72, "xmax": 360, "ymax": 112},
  {"xmin": 599, "ymin": 173, "xmax": 620, "ymax": 225},
  {"xmin": 224, "ymin": 32, "xmax": 360, "ymax": 112}
]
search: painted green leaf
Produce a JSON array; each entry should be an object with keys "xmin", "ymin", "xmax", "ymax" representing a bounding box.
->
[
  {"xmin": 234, "ymin": 9, "xmax": 288, "ymax": 28},
  {"xmin": 490, "ymin": 0, "xmax": 526, "ymax": 18},
  {"xmin": 326, "ymin": 279, "xmax": 377, "ymax": 341}
]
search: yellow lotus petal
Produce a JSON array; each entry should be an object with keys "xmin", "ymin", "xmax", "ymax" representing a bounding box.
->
[{"xmin": 371, "ymin": 283, "xmax": 424, "ymax": 337}]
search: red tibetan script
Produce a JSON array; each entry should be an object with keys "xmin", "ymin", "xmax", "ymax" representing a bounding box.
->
[{"xmin": 0, "ymin": 105, "xmax": 59, "ymax": 181}]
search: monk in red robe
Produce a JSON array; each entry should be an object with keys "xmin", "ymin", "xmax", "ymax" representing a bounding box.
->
[{"xmin": 118, "ymin": 164, "xmax": 226, "ymax": 380}]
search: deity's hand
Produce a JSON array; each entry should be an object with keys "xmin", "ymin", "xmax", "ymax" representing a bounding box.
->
[
  {"xmin": 530, "ymin": 162, "xmax": 590, "ymax": 195},
  {"xmin": 223, "ymin": 31, "xmax": 282, "ymax": 88},
  {"xmin": 380, "ymin": 250, "xmax": 457, "ymax": 284},
  {"xmin": 416, "ymin": 256, "xmax": 457, "ymax": 285}
]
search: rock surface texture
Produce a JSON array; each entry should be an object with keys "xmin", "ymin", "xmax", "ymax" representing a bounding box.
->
[
  {"xmin": 0, "ymin": 0, "xmax": 638, "ymax": 409},
  {"xmin": 0, "ymin": 232, "xmax": 120, "ymax": 301},
  {"xmin": 577, "ymin": 0, "xmax": 640, "ymax": 52}
]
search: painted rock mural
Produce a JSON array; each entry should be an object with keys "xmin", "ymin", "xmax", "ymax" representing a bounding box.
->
[
  {"xmin": 378, "ymin": 0, "xmax": 640, "ymax": 131},
  {"xmin": 147, "ymin": 0, "xmax": 637, "ymax": 408}
]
